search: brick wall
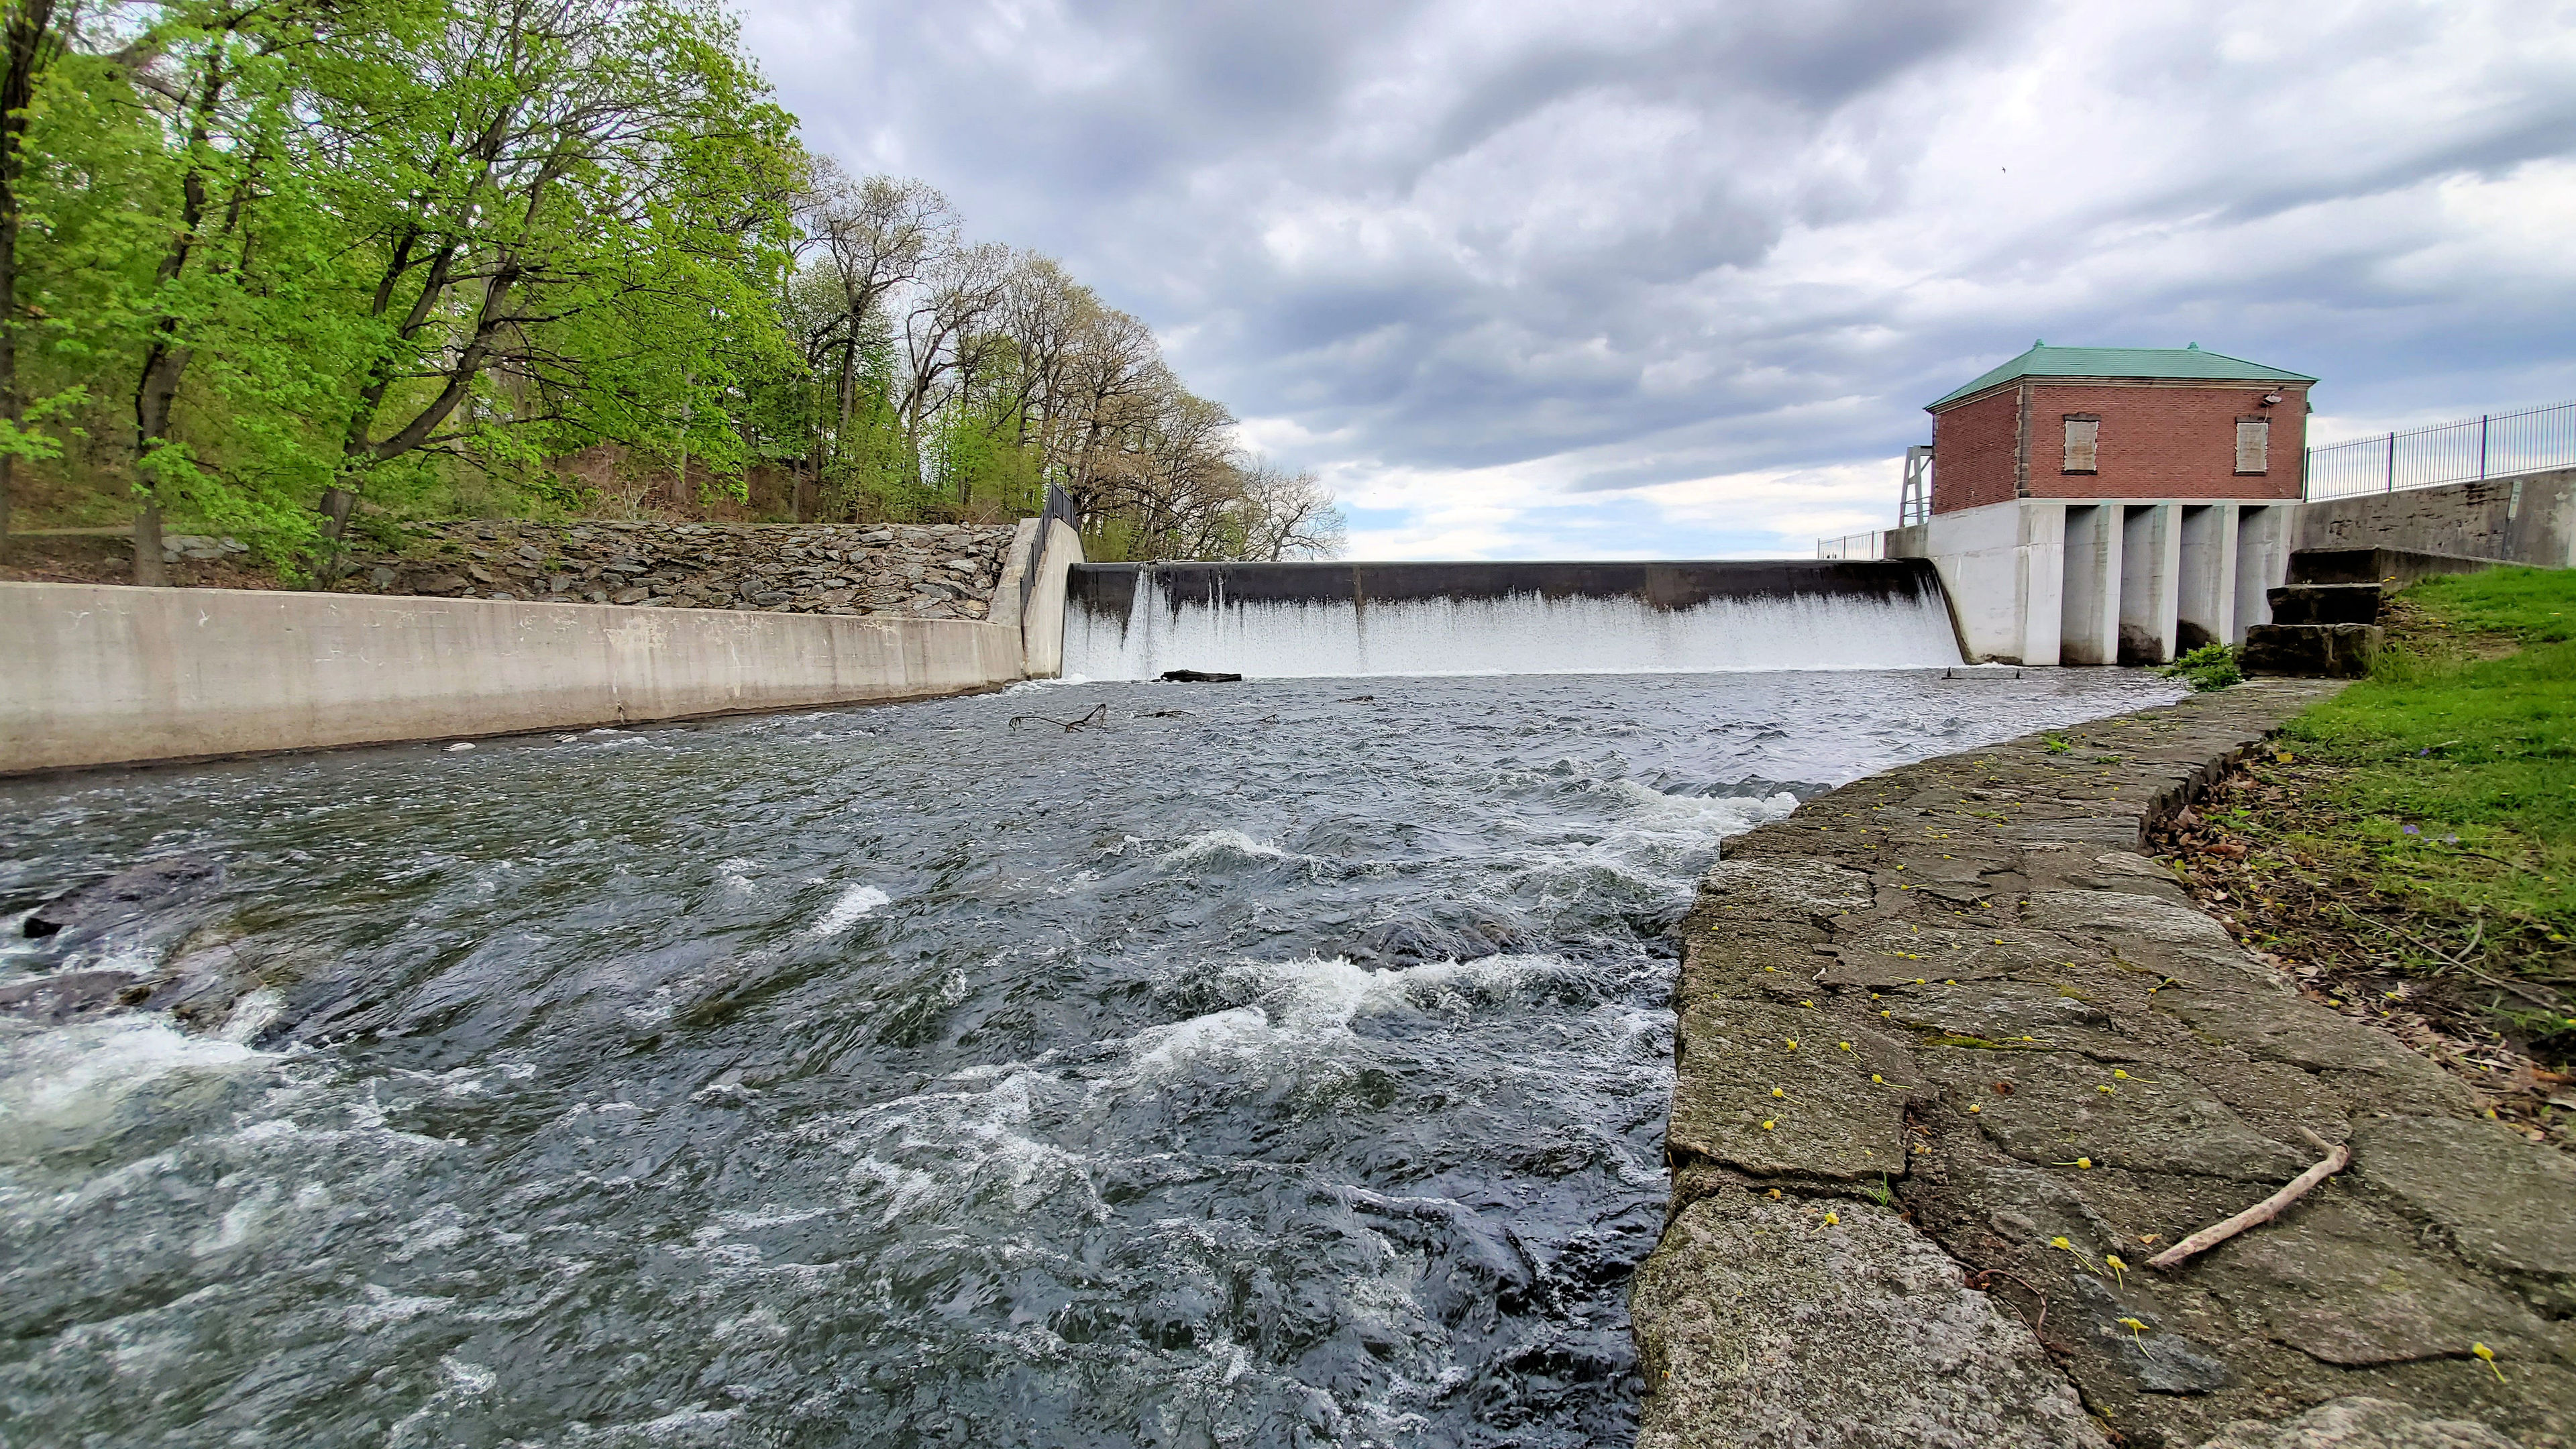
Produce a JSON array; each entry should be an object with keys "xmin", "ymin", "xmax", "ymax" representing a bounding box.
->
[
  {"xmin": 1931, "ymin": 381, "xmax": 2310, "ymax": 513},
  {"xmin": 1930, "ymin": 391, "xmax": 2021, "ymax": 512}
]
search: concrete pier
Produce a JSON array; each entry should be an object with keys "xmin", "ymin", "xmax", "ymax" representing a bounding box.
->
[{"xmin": 1893, "ymin": 498, "xmax": 2296, "ymax": 665}]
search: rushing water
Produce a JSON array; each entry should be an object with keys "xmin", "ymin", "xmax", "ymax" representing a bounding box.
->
[
  {"xmin": 1063, "ymin": 577, "xmax": 1964, "ymax": 680},
  {"xmin": 0, "ymin": 669, "xmax": 2178, "ymax": 1449}
]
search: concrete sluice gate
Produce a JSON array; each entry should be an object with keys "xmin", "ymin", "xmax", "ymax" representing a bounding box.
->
[
  {"xmin": 1063, "ymin": 559, "xmax": 1967, "ymax": 679},
  {"xmin": 1891, "ymin": 498, "xmax": 2298, "ymax": 666}
]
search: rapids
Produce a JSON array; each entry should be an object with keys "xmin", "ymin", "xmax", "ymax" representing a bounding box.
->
[{"xmin": 0, "ymin": 669, "xmax": 2178, "ymax": 1447}]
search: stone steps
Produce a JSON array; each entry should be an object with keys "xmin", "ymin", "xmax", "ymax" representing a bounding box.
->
[
  {"xmin": 2243, "ymin": 621, "xmax": 2381, "ymax": 676},
  {"xmin": 2286, "ymin": 545, "xmax": 2500, "ymax": 587},
  {"xmin": 2239, "ymin": 547, "xmax": 2493, "ymax": 677},
  {"xmin": 2265, "ymin": 581, "xmax": 2385, "ymax": 626}
]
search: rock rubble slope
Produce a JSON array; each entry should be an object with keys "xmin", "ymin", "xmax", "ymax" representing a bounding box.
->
[
  {"xmin": 331, "ymin": 520, "xmax": 1018, "ymax": 619},
  {"xmin": 1635, "ymin": 680, "xmax": 2576, "ymax": 1449}
]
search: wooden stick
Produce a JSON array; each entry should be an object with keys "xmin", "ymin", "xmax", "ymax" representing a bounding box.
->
[{"xmin": 2147, "ymin": 1128, "xmax": 2349, "ymax": 1270}]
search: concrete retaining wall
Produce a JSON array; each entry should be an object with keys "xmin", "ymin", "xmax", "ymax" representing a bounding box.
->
[
  {"xmin": 1019, "ymin": 519, "xmax": 1084, "ymax": 678},
  {"xmin": 0, "ymin": 582, "xmax": 1026, "ymax": 773},
  {"xmin": 2294, "ymin": 467, "xmax": 2576, "ymax": 566}
]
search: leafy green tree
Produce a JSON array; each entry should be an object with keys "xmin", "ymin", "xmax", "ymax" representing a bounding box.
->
[
  {"xmin": 307, "ymin": 0, "xmax": 801, "ymax": 535},
  {"xmin": 0, "ymin": 0, "xmax": 81, "ymax": 550}
]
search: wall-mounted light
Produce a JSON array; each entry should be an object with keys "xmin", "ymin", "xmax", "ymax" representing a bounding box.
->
[{"xmin": 2261, "ymin": 392, "xmax": 2284, "ymax": 406}]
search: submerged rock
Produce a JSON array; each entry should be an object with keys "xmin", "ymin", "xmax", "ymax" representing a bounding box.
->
[
  {"xmin": 22, "ymin": 856, "xmax": 223, "ymax": 942},
  {"xmin": 0, "ymin": 970, "xmax": 152, "ymax": 1022}
]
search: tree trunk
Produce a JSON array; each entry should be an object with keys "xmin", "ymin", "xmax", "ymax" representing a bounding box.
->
[
  {"xmin": 667, "ymin": 383, "xmax": 691, "ymax": 510},
  {"xmin": 134, "ymin": 494, "xmax": 165, "ymax": 586},
  {"xmin": 133, "ymin": 342, "xmax": 186, "ymax": 586}
]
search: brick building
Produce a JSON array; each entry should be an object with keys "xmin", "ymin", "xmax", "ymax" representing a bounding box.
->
[
  {"xmin": 1927, "ymin": 343, "xmax": 2314, "ymax": 514},
  {"xmin": 1888, "ymin": 343, "xmax": 2317, "ymax": 667}
]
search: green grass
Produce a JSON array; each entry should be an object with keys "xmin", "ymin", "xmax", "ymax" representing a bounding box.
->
[{"xmin": 2278, "ymin": 566, "xmax": 2576, "ymax": 935}]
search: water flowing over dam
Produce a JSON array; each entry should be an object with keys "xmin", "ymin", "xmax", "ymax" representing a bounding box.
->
[{"xmin": 1064, "ymin": 559, "xmax": 1964, "ymax": 679}]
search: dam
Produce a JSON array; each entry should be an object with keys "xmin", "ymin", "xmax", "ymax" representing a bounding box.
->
[{"xmin": 1065, "ymin": 559, "xmax": 1966, "ymax": 678}]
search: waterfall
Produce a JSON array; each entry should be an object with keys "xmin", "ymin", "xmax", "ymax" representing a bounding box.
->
[{"xmin": 1063, "ymin": 562, "xmax": 1965, "ymax": 680}]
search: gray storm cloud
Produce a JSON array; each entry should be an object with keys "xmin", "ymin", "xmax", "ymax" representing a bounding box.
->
[{"xmin": 742, "ymin": 0, "xmax": 2576, "ymax": 555}]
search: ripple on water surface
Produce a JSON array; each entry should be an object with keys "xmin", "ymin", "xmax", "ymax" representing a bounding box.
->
[{"xmin": 0, "ymin": 669, "xmax": 2179, "ymax": 1447}]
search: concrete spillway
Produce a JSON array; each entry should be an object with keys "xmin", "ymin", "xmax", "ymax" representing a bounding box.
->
[{"xmin": 1063, "ymin": 559, "xmax": 1966, "ymax": 679}]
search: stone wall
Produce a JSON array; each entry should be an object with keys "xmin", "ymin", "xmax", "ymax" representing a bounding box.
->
[{"xmin": 333, "ymin": 520, "xmax": 1019, "ymax": 619}]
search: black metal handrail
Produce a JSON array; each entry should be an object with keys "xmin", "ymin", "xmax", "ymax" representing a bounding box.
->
[{"xmin": 2304, "ymin": 399, "xmax": 2575, "ymax": 500}]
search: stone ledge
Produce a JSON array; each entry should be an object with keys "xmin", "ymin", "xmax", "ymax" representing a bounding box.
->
[{"xmin": 1638, "ymin": 681, "xmax": 2576, "ymax": 1449}]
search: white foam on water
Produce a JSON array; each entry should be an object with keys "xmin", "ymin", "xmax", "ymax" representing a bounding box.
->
[
  {"xmin": 807, "ymin": 884, "xmax": 890, "ymax": 936},
  {"xmin": 0, "ymin": 1017, "xmax": 268, "ymax": 1137},
  {"xmin": 1155, "ymin": 828, "xmax": 1301, "ymax": 869},
  {"xmin": 1110, "ymin": 951, "xmax": 1591, "ymax": 1090},
  {"xmin": 1065, "ymin": 576, "xmax": 1964, "ymax": 680},
  {"xmin": 823, "ymin": 1067, "xmax": 1101, "ymax": 1227}
]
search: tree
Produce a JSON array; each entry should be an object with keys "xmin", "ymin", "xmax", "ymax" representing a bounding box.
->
[
  {"xmin": 799, "ymin": 164, "xmax": 951, "ymax": 505},
  {"xmin": 313, "ymin": 0, "xmax": 801, "ymax": 516},
  {"xmin": 0, "ymin": 0, "xmax": 78, "ymax": 552}
]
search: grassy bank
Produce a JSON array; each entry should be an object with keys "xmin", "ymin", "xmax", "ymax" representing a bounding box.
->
[{"xmin": 2157, "ymin": 566, "xmax": 2576, "ymax": 1147}]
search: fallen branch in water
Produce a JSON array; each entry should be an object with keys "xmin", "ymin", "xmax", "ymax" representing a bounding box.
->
[
  {"xmin": 2147, "ymin": 1127, "xmax": 2349, "ymax": 1270},
  {"xmin": 1010, "ymin": 703, "xmax": 1110, "ymax": 732}
]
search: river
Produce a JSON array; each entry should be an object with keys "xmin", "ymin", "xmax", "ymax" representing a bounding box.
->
[{"xmin": 0, "ymin": 669, "xmax": 2178, "ymax": 1448}]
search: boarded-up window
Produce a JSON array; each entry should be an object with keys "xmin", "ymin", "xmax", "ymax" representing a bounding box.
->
[
  {"xmin": 2062, "ymin": 415, "xmax": 2099, "ymax": 474},
  {"xmin": 2236, "ymin": 417, "xmax": 2270, "ymax": 474}
]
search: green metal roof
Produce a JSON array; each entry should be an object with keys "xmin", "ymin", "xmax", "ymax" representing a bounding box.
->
[{"xmin": 1926, "ymin": 342, "xmax": 2316, "ymax": 411}]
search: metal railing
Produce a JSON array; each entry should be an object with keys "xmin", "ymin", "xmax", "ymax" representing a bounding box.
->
[
  {"xmin": 1019, "ymin": 483, "xmax": 1078, "ymax": 618},
  {"xmin": 1899, "ymin": 445, "xmax": 1931, "ymax": 527},
  {"xmin": 2304, "ymin": 399, "xmax": 2576, "ymax": 500},
  {"xmin": 1817, "ymin": 531, "xmax": 1885, "ymax": 560}
]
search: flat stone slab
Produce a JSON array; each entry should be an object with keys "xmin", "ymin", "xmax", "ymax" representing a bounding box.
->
[
  {"xmin": 1638, "ymin": 681, "xmax": 2576, "ymax": 1449},
  {"xmin": 1631, "ymin": 1191, "xmax": 2108, "ymax": 1449},
  {"xmin": 2194, "ymin": 1397, "xmax": 2515, "ymax": 1448}
]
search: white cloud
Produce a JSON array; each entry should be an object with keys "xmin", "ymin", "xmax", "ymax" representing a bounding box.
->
[{"xmin": 737, "ymin": 0, "xmax": 2576, "ymax": 557}]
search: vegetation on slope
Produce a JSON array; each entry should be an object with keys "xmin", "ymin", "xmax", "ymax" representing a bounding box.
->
[
  {"xmin": 0, "ymin": 0, "xmax": 1340, "ymax": 580},
  {"xmin": 2157, "ymin": 567, "xmax": 2576, "ymax": 1148}
]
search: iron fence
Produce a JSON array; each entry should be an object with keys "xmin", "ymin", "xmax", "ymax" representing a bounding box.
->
[
  {"xmin": 1816, "ymin": 531, "xmax": 1884, "ymax": 561},
  {"xmin": 2304, "ymin": 399, "xmax": 2576, "ymax": 500},
  {"xmin": 1019, "ymin": 483, "xmax": 1078, "ymax": 618}
]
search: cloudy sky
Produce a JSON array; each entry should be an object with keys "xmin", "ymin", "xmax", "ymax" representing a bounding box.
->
[{"xmin": 738, "ymin": 0, "xmax": 2576, "ymax": 559}]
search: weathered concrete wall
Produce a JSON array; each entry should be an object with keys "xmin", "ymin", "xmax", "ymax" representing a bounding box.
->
[
  {"xmin": 0, "ymin": 582, "xmax": 1024, "ymax": 773},
  {"xmin": 1890, "ymin": 500, "xmax": 2065, "ymax": 665},
  {"xmin": 1636, "ymin": 682, "xmax": 2576, "ymax": 1449},
  {"xmin": 1903, "ymin": 498, "xmax": 2292, "ymax": 664},
  {"xmin": 1019, "ymin": 519, "xmax": 1083, "ymax": 678},
  {"xmin": 985, "ymin": 517, "xmax": 1040, "ymax": 637},
  {"xmin": 2293, "ymin": 468, "xmax": 2576, "ymax": 567}
]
